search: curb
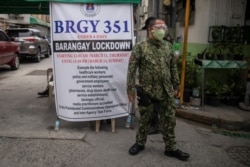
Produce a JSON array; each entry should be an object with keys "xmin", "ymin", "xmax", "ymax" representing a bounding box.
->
[
  {"xmin": 176, "ymin": 108, "xmax": 250, "ymax": 131},
  {"xmin": 0, "ymin": 130, "xmax": 86, "ymax": 140}
]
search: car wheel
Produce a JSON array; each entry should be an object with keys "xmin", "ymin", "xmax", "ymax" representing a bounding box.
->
[
  {"xmin": 10, "ymin": 54, "xmax": 20, "ymax": 70},
  {"xmin": 45, "ymin": 46, "xmax": 51, "ymax": 58},
  {"xmin": 34, "ymin": 49, "xmax": 41, "ymax": 62}
]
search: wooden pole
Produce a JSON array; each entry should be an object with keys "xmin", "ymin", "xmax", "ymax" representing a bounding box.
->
[{"xmin": 180, "ymin": 0, "xmax": 190, "ymax": 104}]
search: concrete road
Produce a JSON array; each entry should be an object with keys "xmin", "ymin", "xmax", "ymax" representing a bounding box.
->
[{"xmin": 0, "ymin": 57, "xmax": 249, "ymax": 167}]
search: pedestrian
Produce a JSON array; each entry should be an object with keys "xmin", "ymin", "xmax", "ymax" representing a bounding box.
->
[
  {"xmin": 141, "ymin": 16, "xmax": 177, "ymax": 135},
  {"xmin": 141, "ymin": 16, "xmax": 160, "ymax": 135},
  {"xmin": 126, "ymin": 17, "xmax": 190, "ymax": 161}
]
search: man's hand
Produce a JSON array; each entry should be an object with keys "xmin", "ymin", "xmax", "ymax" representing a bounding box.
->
[
  {"xmin": 128, "ymin": 94, "xmax": 135, "ymax": 103},
  {"xmin": 174, "ymin": 89, "xmax": 181, "ymax": 98},
  {"xmin": 174, "ymin": 85, "xmax": 181, "ymax": 98}
]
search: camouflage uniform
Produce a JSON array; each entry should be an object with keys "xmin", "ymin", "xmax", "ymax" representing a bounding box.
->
[{"xmin": 127, "ymin": 38, "xmax": 180, "ymax": 151}]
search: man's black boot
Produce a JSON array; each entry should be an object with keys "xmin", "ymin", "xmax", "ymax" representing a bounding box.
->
[
  {"xmin": 38, "ymin": 88, "xmax": 49, "ymax": 96},
  {"xmin": 129, "ymin": 143, "xmax": 145, "ymax": 155},
  {"xmin": 165, "ymin": 149, "xmax": 190, "ymax": 161}
]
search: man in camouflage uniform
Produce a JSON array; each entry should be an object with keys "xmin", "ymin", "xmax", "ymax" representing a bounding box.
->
[
  {"xmin": 141, "ymin": 16, "xmax": 160, "ymax": 135},
  {"xmin": 127, "ymin": 18, "xmax": 189, "ymax": 161}
]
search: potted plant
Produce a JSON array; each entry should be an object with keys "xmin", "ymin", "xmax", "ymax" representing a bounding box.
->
[
  {"xmin": 181, "ymin": 57, "xmax": 201, "ymax": 102},
  {"xmin": 203, "ymin": 44, "xmax": 225, "ymax": 60},
  {"xmin": 213, "ymin": 44, "xmax": 224, "ymax": 60},
  {"xmin": 223, "ymin": 69, "xmax": 245, "ymax": 106},
  {"xmin": 203, "ymin": 47, "xmax": 215, "ymax": 60},
  {"xmin": 205, "ymin": 78, "xmax": 228, "ymax": 106},
  {"xmin": 233, "ymin": 44, "xmax": 244, "ymax": 60},
  {"xmin": 227, "ymin": 44, "xmax": 244, "ymax": 60}
]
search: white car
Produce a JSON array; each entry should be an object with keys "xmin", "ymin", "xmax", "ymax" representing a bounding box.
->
[{"xmin": 6, "ymin": 28, "xmax": 51, "ymax": 62}]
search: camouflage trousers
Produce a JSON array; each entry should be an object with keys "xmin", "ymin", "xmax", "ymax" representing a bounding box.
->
[{"xmin": 136, "ymin": 98, "xmax": 176, "ymax": 151}]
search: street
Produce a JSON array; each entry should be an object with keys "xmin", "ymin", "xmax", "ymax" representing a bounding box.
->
[{"xmin": 0, "ymin": 57, "xmax": 249, "ymax": 167}]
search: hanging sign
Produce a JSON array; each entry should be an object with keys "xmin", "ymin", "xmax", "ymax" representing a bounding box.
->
[{"xmin": 51, "ymin": 2, "xmax": 133, "ymax": 121}]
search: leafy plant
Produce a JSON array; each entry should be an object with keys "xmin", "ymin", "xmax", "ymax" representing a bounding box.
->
[
  {"xmin": 203, "ymin": 44, "xmax": 225, "ymax": 60},
  {"xmin": 205, "ymin": 78, "xmax": 228, "ymax": 97},
  {"xmin": 173, "ymin": 42, "xmax": 181, "ymax": 51},
  {"xmin": 184, "ymin": 58, "xmax": 201, "ymax": 89},
  {"xmin": 225, "ymin": 69, "xmax": 245, "ymax": 96}
]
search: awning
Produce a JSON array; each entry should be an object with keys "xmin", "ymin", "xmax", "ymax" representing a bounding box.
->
[
  {"xmin": 26, "ymin": 0, "xmax": 141, "ymax": 4},
  {"xmin": 0, "ymin": 0, "xmax": 140, "ymax": 14},
  {"xmin": 30, "ymin": 16, "xmax": 50, "ymax": 27},
  {"xmin": 0, "ymin": 0, "xmax": 49, "ymax": 14}
]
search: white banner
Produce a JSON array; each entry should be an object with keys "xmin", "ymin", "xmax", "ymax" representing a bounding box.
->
[{"xmin": 50, "ymin": 3, "xmax": 133, "ymax": 121}]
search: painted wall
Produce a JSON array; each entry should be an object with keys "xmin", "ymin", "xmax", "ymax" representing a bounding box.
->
[
  {"xmin": 176, "ymin": 0, "xmax": 248, "ymax": 57},
  {"xmin": 176, "ymin": 0, "xmax": 211, "ymax": 44},
  {"xmin": 209, "ymin": 0, "xmax": 246, "ymax": 26}
]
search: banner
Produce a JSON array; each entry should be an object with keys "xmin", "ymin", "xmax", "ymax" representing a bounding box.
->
[{"xmin": 51, "ymin": 2, "xmax": 133, "ymax": 121}]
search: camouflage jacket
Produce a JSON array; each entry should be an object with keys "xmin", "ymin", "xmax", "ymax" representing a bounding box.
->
[{"xmin": 127, "ymin": 38, "xmax": 180, "ymax": 100}]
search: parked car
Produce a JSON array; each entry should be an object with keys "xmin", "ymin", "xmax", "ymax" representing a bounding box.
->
[
  {"xmin": 6, "ymin": 28, "xmax": 51, "ymax": 62},
  {"xmin": 0, "ymin": 29, "xmax": 20, "ymax": 70}
]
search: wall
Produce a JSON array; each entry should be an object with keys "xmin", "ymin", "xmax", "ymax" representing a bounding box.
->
[
  {"xmin": 0, "ymin": 14, "xmax": 30, "ymax": 29},
  {"xmin": 176, "ymin": 0, "xmax": 248, "ymax": 57},
  {"xmin": 176, "ymin": 0, "xmax": 211, "ymax": 44},
  {"xmin": 209, "ymin": 0, "xmax": 246, "ymax": 26}
]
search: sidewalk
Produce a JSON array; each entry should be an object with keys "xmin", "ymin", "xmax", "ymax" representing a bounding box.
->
[
  {"xmin": 1, "ymin": 63, "xmax": 250, "ymax": 166},
  {"xmin": 176, "ymin": 104, "xmax": 250, "ymax": 131},
  {"xmin": 2, "ymin": 58, "xmax": 250, "ymax": 166},
  {"xmin": 0, "ymin": 56, "xmax": 250, "ymax": 134}
]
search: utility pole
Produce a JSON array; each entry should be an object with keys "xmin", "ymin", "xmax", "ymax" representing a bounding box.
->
[{"xmin": 180, "ymin": 0, "xmax": 190, "ymax": 104}]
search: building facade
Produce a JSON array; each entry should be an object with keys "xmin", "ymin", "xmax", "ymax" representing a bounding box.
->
[{"xmin": 0, "ymin": 14, "xmax": 50, "ymax": 36}]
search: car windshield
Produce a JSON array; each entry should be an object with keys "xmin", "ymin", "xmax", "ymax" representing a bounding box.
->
[{"xmin": 7, "ymin": 30, "xmax": 33, "ymax": 38}]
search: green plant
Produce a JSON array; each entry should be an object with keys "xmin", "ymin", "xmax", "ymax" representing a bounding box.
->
[
  {"xmin": 178, "ymin": 54, "xmax": 202, "ymax": 91},
  {"xmin": 203, "ymin": 44, "xmax": 225, "ymax": 60},
  {"xmin": 203, "ymin": 47, "xmax": 214, "ymax": 60},
  {"xmin": 225, "ymin": 69, "xmax": 245, "ymax": 96},
  {"xmin": 232, "ymin": 44, "xmax": 243, "ymax": 55},
  {"xmin": 234, "ymin": 44, "xmax": 244, "ymax": 60},
  {"xmin": 173, "ymin": 42, "xmax": 181, "ymax": 51},
  {"xmin": 184, "ymin": 58, "xmax": 201, "ymax": 89},
  {"xmin": 205, "ymin": 78, "xmax": 228, "ymax": 97}
]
